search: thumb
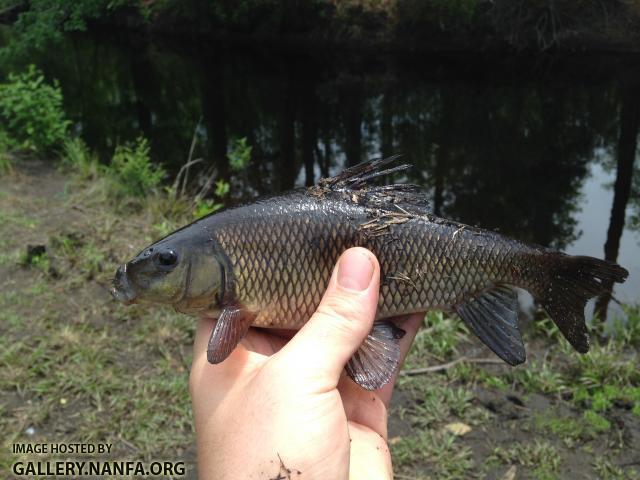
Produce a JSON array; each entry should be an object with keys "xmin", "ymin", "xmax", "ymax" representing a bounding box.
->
[{"xmin": 274, "ymin": 247, "xmax": 380, "ymax": 390}]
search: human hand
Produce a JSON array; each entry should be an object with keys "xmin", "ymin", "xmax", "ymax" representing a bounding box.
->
[{"xmin": 189, "ymin": 247, "xmax": 423, "ymax": 479}]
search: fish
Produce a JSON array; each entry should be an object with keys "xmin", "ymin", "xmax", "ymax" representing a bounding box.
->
[{"xmin": 111, "ymin": 158, "xmax": 629, "ymax": 390}]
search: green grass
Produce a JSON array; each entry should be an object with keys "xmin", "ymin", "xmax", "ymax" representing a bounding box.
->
[
  {"xmin": 61, "ymin": 137, "xmax": 102, "ymax": 180},
  {"xmin": 606, "ymin": 305, "xmax": 640, "ymax": 346},
  {"xmin": 0, "ymin": 292, "xmax": 194, "ymax": 468},
  {"xmin": 533, "ymin": 410, "xmax": 611, "ymax": 448},
  {"xmin": 488, "ymin": 440, "xmax": 562, "ymax": 480},
  {"xmin": 0, "ymin": 211, "xmax": 39, "ymax": 229},
  {"xmin": 2, "ymin": 160, "xmax": 639, "ymax": 479},
  {"xmin": 394, "ymin": 299, "xmax": 639, "ymax": 478},
  {"xmin": 592, "ymin": 456, "xmax": 640, "ymax": 480},
  {"xmin": 402, "ymin": 311, "xmax": 469, "ymax": 368},
  {"xmin": 0, "ymin": 165, "xmax": 195, "ymax": 474},
  {"xmin": 391, "ymin": 431, "xmax": 473, "ymax": 479}
]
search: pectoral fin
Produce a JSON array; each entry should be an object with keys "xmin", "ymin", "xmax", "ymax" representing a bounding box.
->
[
  {"xmin": 346, "ymin": 320, "xmax": 406, "ymax": 390},
  {"xmin": 455, "ymin": 286, "xmax": 525, "ymax": 366},
  {"xmin": 207, "ymin": 306, "xmax": 255, "ymax": 364}
]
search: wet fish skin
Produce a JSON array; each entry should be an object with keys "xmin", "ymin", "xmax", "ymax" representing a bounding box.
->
[
  {"xmin": 211, "ymin": 186, "xmax": 625, "ymax": 352},
  {"xmin": 213, "ymin": 191, "xmax": 528, "ymax": 327},
  {"xmin": 112, "ymin": 159, "xmax": 629, "ymax": 390}
]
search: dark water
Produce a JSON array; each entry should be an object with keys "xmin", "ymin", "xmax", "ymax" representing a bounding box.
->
[{"xmin": 14, "ymin": 33, "xmax": 640, "ymax": 316}]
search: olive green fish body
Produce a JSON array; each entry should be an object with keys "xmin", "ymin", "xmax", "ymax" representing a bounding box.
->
[
  {"xmin": 210, "ymin": 191, "xmax": 538, "ymax": 329},
  {"xmin": 112, "ymin": 159, "xmax": 629, "ymax": 390}
]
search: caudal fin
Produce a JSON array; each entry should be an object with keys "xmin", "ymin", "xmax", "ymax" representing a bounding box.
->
[{"xmin": 535, "ymin": 254, "xmax": 628, "ymax": 352}]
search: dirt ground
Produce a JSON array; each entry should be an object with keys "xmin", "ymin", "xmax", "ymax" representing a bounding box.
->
[{"xmin": 1, "ymin": 161, "xmax": 639, "ymax": 479}]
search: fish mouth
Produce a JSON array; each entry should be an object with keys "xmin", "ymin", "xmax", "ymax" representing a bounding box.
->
[{"xmin": 111, "ymin": 263, "xmax": 137, "ymax": 305}]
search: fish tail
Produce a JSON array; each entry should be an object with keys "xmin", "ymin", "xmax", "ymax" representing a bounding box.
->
[{"xmin": 533, "ymin": 254, "xmax": 628, "ymax": 352}]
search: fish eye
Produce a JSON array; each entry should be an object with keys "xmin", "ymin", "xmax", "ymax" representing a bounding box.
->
[{"xmin": 157, "ymin": 250, "xmax": 178, "ymax": 266}]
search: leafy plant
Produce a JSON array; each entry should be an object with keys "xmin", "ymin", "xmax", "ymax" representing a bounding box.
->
[
  {"xmin": 193, "ymin": 198, "xmax": 223, "ymax": 219},
  {"xmin": 510, "ymin": 359, "xmax": 566, "ymax": 395},
  {"xmin": 488, "ymin": 440, "xmax": 561, "ymax": 478},
  {"xmin": 0, "ymin": 65, "xmax": 70, "ymax": 153},
  {"xmin": 1, "ymin": 1, "xmax": 137, "ymax": 59},
  {"xmin": 582, "ymin": 410, "xmax": 611, "ymax": 433},
  {"xmin": 61, "ymin": 137, "xmax": 102, "ymax": 180},
  {"xmin": 605, "ymin": 305, "xmax": 640, "ymax": 346},
  {"xmin": 592, "ymin": 456, "xmax": 629, "ymax": 480},
  {"xmin": 391, "ymin": 430, "xmax": 473, "ymax": 478},
  {"xmin": 214, "ymin": 179, "xmax": 230, "ymax": 197},
  {"xmin": 534, "ymin": 410, "xmax": 612, "ymax": 447},
  {"xmin": 529, "ymin": 316, "xmax": 562, "ymax": 341},
  {"xmin": 108, "ymin": 137, "xmax": 164, "ymax": 198},
  {"xmin": 227, "ymin": 137, "xmax": 252, "ymax": 171},
  {"xmin": 192, "ymin": 180, "xmax": 231, "ymax": 218},
  {"xmin": 407, "ymin": 311, "xmax": 468, "ymax": 364},
  {"xmin": 0, "ymin": 129, "xmax": 12, "ymax": 174},
  {"xmin": 20, "ymin": 249, "xmax": 49, "ymax": 272}
]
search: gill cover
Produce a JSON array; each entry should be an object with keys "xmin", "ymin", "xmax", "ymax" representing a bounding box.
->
[{"xmin": 112, "ymin": 226, "xmax": 225, "ymax": 315}]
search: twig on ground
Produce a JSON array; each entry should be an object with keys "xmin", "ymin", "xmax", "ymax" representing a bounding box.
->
[{"xmin": 401, "ymin": 356, "xmax": 504, "ymax": 376}]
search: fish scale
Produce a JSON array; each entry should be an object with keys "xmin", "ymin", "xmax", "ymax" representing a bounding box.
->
[
  {"xmin": 112, "ymin": 159, "xmax": 628, "ymax": 390},
  {"xmin": 212, "ymin": 192, "xmax": 532, "ymax": 329}
]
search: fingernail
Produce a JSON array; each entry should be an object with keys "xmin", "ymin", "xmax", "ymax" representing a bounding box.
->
[{"xmin": 337, "ymin": 249, "xmax": 374, "ymax": 291}]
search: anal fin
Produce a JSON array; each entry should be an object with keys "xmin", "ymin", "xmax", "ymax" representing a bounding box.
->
[
  {"xmin": 455, "ymin": 286, "xmax": 525, "ymax": 366},
  {"xmin": 207, "ymin": 306, "xmax": 255, "ymax": 364},
  {"xmin": 346, "ymin": 320, "xmax": 406, "ymax": 390}
]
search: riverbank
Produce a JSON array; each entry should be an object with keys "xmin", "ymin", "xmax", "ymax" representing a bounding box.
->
[
  {"xmin": 2, "ymin": 1, "xmax": 640, "ymax": 56},
  {"xmin": 1, "ymin": 159, "xmax": 638, "ymax": 479}
]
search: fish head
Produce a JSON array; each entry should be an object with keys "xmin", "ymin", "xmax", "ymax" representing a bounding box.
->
[{"xmin": 111, "ymin": 227, "xmax": 223, "ymax": 315}]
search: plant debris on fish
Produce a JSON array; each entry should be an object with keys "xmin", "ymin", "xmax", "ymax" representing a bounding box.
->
[{"xmin": 112, "ymin": 158, "xmax": 629, "ymax": 390}]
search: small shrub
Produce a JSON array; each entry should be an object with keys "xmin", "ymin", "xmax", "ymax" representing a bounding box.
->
[
  {"xmin": 0, "ymin": 65, "xmax": 70, "ymax": 153},
  {"xmin": 61, "ymin": 137, "xmax": 102, "ymax": 180},
  {"xmin": 193, "ymin": 199, "xmax": 224, "ymax": 219},
  {"xmin": 192, "ymin": 180, "xmax": 230, "ymax": 219},
  {"xmin": 227, "ymin": 137, "xmax": 252, "ymax": 171},
  {"xmin": 214, "ymin": 178, "xmax": 230, "ymax": 197},
  {"xmin": 108, "ymin": 137, "xmax": 164, "ymax": 198},
  {"xmin": 0, "ymin": 129, "xmax": 12, "ymax": 174}
]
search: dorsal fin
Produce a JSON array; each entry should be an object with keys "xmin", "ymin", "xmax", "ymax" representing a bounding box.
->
[
  {"xmin": 314, "ymin": 157, "xmax": 431, "ymax": 215},
  {"xmin": 318, "ymin": 156, "xmax": 410, "ymax": 191}
]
